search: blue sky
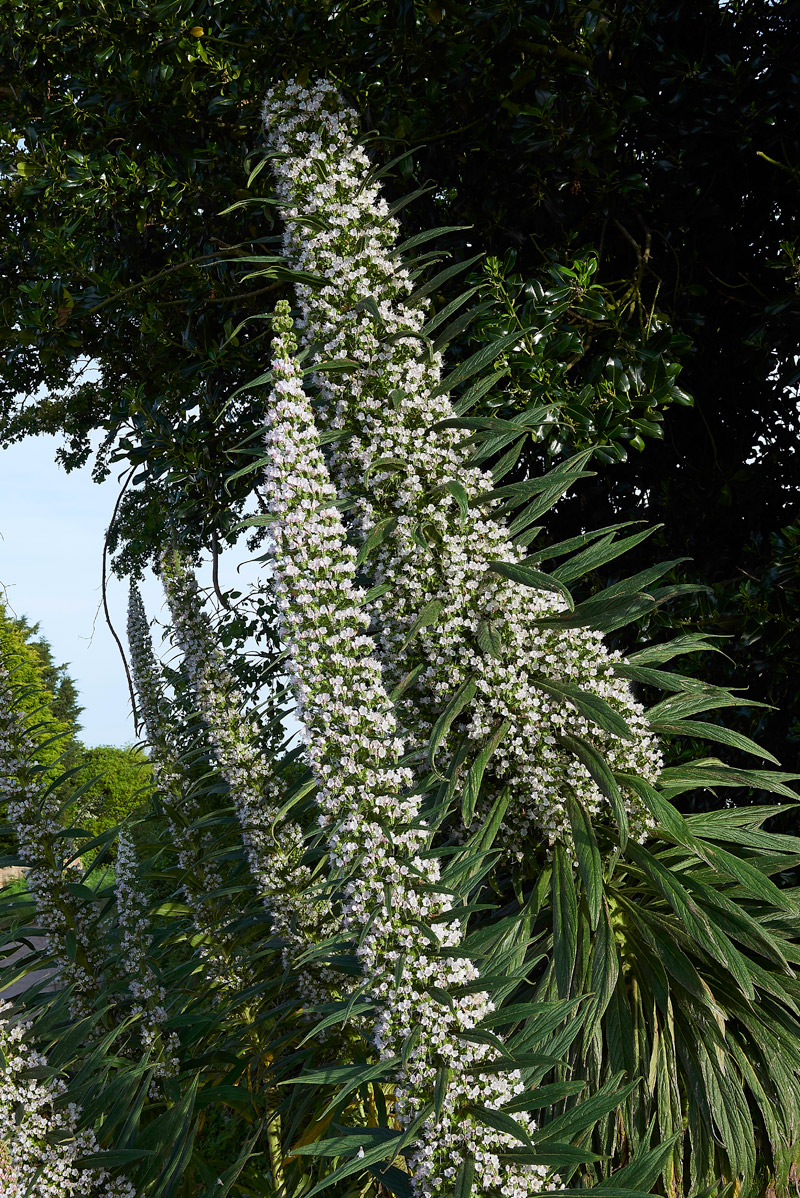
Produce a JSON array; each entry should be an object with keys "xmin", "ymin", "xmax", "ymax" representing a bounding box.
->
[{"xmin": 0, "ymin": 435, "xmax": 262, "ymax": 746}]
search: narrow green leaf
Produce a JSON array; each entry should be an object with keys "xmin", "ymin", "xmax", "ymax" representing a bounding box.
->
[
  {"xmin": 415, "ymin": 254, "xmax": 484, "ymax": 300},
  {"xmin": 553, "ymin": 844, "xmax": 579, "ymax": 998},
  {"xmin": 601, "ymin": 1132, "xmax": 682, "ymax": 1190},
  {"xmin": 398, "ymin": 224, "xmax": 473, "ymax": 254},
  {"xmin": 423, "ymin": 284, "xmax": 482, "ymax": 335},
  {"xmin": 400, "ymin": 598, "xmax": 444, "ymax": 652},
  {"xmin": 435, "ymin": 329, "xmax": 529, "ymax": 396},
  {"xmin": 551, "ymin": 528, "xmax": 663, "ymax": 585},
  {"xmin": 454, "ymin": 1154, "xmax": 475, "ymax": 1198},
  {"xmin": 625, "ymin": 842, "xmax": 756, "ymax": 999},
  {"xmin": 649, "ymin": 718, "xmax": 779, "ymax": 765},
  {"xmin": 658, "ymin": 761, "xmax": 799, "ymax": 800},
  {"xmin": 532, "ymin": 677, "xmax": 633, "ymax": 740},
  {"xmin": 356, "ymin": 516, "xmax": 398, "ymax": 566},
  {"xmin": 566, "ymin": 796, "xmax": 602, "ymax": 929},
  {"xmin": 429, "ymin": 678, "xmax": 477, "ymax": 772},
  {"xmin": 560, "ymin": 734, "xmax": 629, "ymax": 848},
  {"xmin": 488, "ymin": 560, "xmax": 574, "ymax": 610},
  {"xmin": 537, "ymin": 592, "xmax": 654, "ymax": 634},
  {"xmin": 465, "ymin": 1104, "xmax": 533, "ymax": 1147},
  {"xmin": 536, "ymin": 1075, "xmax": 637, "ymax": 1144},
  {"xmin": 628, "ymin": 633, "xmax": 726, "ymax": 666},
  {"xmin": 462, "ymin": 721, "xmax": 511, "ymax": 826}
]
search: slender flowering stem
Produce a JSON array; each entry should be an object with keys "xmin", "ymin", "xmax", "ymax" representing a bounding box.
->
[
  {"xmin": 114, "ymin": 825, "xmax": 180, "ymax": 1077},
  {"xmin": 261, "ymin": 301, "xmax": 555, "ymax": 1197},
  {"xmin": 262, "ymin": 80, "xmax": 662, "ymax": 857},
  {"xmin": 159, "ymin": 553, "xmax": 337, "ymax": 1001},
  {"xmin": 126, "ymin": 584, "xmax": 247, "ymax": 992},
  {"xmin": 0, "ymin": 1001, "xmax": 136, "ymax": 1197},
  {"xmin": 0, "ymin": 658, "xmax": 103, "ymax": 1021}
]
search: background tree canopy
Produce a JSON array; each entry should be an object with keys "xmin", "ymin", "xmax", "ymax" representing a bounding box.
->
[
  {"xmin": 0, "ymin": 604, "xmax": 148, "ymax": 850},
  {"xmin": 1, "ymin": 0, "xmax": 798, "ymax": 767}
]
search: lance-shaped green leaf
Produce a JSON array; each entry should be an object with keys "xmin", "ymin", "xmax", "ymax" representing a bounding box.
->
[
  {"xmin": 535, "ymin": 1074, "xmax": 638, "ymax": 1144},
  {"xmin": 532, "ymin": 676, "xmax": 634, "ymax": 740},
  {"xmin": 648, "ymin": 717, "xmax": 780, "ymax": 764},
  {"xmin": 624, "ymin": 842, "xmax": 756, "ymax": 1000},
  {"xmin": 488, "ymin": 560, "xmax": 574, "ymax": 610},
  {"xmin": 551, "ymin": 528, "xmax": 665, "ymax": 585},
  {"xmin": 462, "ymin": 720, "xmax": 511, "ymax": 826},
  {"xmin": 400, "ymin": 597, "xmax": 444, "ymax": 652},
  {"xmin": 658, "ymin": 760, "xmax": 799, "ymax": 801},
  {"xmin": 560, "ymin": 734, "xmax": 629, "ymax": 848},
  {"xmin": 619, "ymin": 773, "xmax": 797, "ymax": 913},
  {"xmin": 422, "ymin": 282, "xmax": 482, "ymax": 333},
  {"xmin": 627, "ymin": 632, "xmax": 726, "ymax": 666},
  {"xmin": 355, "ymin": 515, "xmax": 398, "ymax": 566},
  {"xmin": 454, "ymin": 1155, "xmax": 475, "ymax": 1198},
  {"xmin": 397, "ymin": 223, "xmax": 473, "ymax": 254},
  {"xmin": 536, "ymin": 591, "xmax": 655, "ymax": 634},
  {"xmin": 435, "ymin": 328, "xmax": 530, "ymax": 396},
  {"xmin": 429, "ymin": 677, "xmax": 477, "ymax": 773},
  {"xmin": 566, "ymin": 794, "xmax": 603, "ymax": 929},
  {"xmin": 553, "ymin": 844, "xmax": 579, "ymax": 998}
]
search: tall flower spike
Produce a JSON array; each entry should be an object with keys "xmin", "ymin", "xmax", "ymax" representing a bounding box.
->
[
  {"xmin": 262, "ymin": 299, "xmax": 554, "ymax": 1197},
  {"xmin": 0, "ymin": 1001, "xmax": 136, "ymax": 1197},
  {"xmin": 114, "ymin": 826, "xmax": 180, "ymax": 1077},
  {"xmin": 0, "ymin": 658, "xmax": 103, "ymax": 1020},
  {"xmin": 262, "ymin": 80, "xmax": 662, "ymax": 857},
  {"xmin": 127, "ymin": 584, "xmax": 246, "ymax": 992},
  {"xmin": 159, "ymin": 553, "xmax": 336, "ymax": 1001}
]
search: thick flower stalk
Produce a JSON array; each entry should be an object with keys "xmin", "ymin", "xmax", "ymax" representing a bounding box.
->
[
  {"xmin": 159, "ymin": 553, "xmax": 335, "ymax": 1000},
  {"xmin": 127, "ymin": 585, "xmax": 245, "ymax": 992},
  {"xmin": 114, "ymin": 826, "xmax": 180, "ymax": 1076},
  {"xmin": 262, "ymin": 302, "xmax": 553, "ymax": 1197},
  {"xmin": 0, "ymin": 658, "xmax": 102, "ymax": 1020},
  {"xmin": 0, "ymin": 1001, "xmax": 135, "ymax": 1197},
  {"xmin": 262, "ymin": 80, "xmax": 662, "ymax": 855}
]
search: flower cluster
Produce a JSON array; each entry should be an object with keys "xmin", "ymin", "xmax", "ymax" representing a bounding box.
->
[
  {"xmin": 0, "ymin": 658, "xmax": 102, "ymax": 1020},
  {"xmin": 262, "ymin": 80, "xmax": 662, "ymax": 856},
  {"xmin": 261, "ymin": 303, "xmax": 553, "ymax": 1197},
  {"xmin": 127, "ymin": 585, "xmax": 245, "ymax": 992},
  {"xmin": 159, "ymin": 553, "xmax": 336, "ymax": 1001},
  {"xmin": 114, "ymin": 826, "xmax": 180, "ymax": 1077},
  {"xmin": 0, "ymin": 1001, "xmax": 135, "ymax": 1197}
]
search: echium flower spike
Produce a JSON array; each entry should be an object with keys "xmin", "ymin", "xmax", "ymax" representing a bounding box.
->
[
  {"xmin": 262, "ymin": 80, "xmax": 662, "ymax": 856},
  {"xmin": 0, "ymin": 658, "xmax": 103, "ymax": 1020},
  {"xmin": 261, "ymin": 299, "xmax": 554, "ymax": 1197},
  {"xmin": 0, "ymin": 1001, "xmax": 136, "ymax": 1197},
  {"xmin": 158, "ymin": 552, "xmax": 335, "ymax": 1000},
  {"xmin": 114, "ymin": 826, "xmax": 180, "ymax": 1077},
  {"xmin": 126, "ymin": 583, "xmax": 245, "ymax": 993}
]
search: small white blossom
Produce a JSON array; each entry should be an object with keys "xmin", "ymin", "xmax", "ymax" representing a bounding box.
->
[
  {"xmin": 0, "ymin": 1001, "xmax": 135, "ymax": 1197},
  {"xmin": 262, "ymin": 79, "xmax": 662, "ymax": 861},
  {"xmin": 261, "ymin": 303, "xmax": 555, "ymax": 1198}
]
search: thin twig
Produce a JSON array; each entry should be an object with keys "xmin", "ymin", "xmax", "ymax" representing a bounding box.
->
[
  {"xmin": 102, "ymin": 467, "xmax": 142, "ymax": 735},
  {"xmin": 211, "ymin": 529, "xmax": 231, "ymax": 611}
]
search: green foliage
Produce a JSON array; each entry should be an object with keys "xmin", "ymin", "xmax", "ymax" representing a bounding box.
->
[
  {"xmin": 72, "ymin": 745, "xmax": 153, "ymax": 839},
  {"xmin": 1, "ymin": 0, "xmax": 796, "ymax": 578},
  {"xmin": 470, "ymin": 252, "xmax": 692, "ymax": 467},
  {"xmin": 1, "ymin": 14, "xmax": 799, "ymax": 1195}
]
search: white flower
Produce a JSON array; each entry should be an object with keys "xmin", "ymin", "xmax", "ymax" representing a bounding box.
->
[
  {"xmin": 259, "ymin": 301, "xmax": 556, "ymax": 1198},
  {"xmin": 263, "ymin": 79, "xmax": 662, "ymax": 863},
  {"xmin": 0, "ymin": 1002, "xmax": 136, "ymax": 1197}
]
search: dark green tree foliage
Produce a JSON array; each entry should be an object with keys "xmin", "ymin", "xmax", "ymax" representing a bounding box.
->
[
  {"xmin": 1, "ymin": 1, "xmax": 795, "ymax": 543},
  {"xmin": 0, "ymin": 8, "xmax": 797, "ymax": 738},
  {"xmin": 9, "ymin": 612, "xmax": 84, "ymax": 732}
]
